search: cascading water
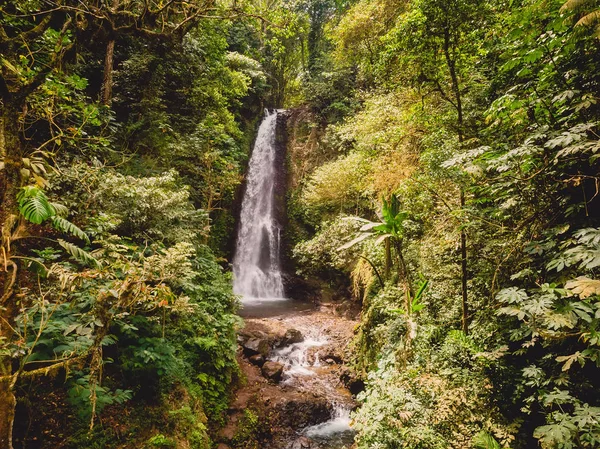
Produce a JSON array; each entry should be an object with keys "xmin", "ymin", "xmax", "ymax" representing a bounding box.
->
[
  {"xmin": 270, "ymin": 326, "xmax": 355, "ymax": 447},
  {"xmin": 233, "ymin": 110, "xmax": 354, "ymax": 449},
  {"xmin": 233, "ymin": 110, "xmax": 285, "ymax": 300}
]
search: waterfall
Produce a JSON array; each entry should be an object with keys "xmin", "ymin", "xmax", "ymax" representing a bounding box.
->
[{"xmin": 233, "ymin": 110, "xmax": 285, "ymax": 300}]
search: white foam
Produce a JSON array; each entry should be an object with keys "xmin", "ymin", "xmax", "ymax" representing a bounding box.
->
[{"xmin": 304, "ymin": 407, "xmax": 352, "ymax": 439}]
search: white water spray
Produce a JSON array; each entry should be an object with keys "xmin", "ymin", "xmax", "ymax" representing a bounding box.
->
[{"xmin": 233, "ymin": 110, "xmax": 285, "ymax": 299}]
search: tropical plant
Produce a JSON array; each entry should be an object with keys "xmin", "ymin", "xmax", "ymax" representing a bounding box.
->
[{"xmin": 340, "ymin": 194, "xmax": 413, "ymax": 300}]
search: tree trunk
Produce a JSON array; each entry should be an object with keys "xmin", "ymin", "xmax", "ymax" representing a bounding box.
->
[
  {"xmin": 394, "ymin": 239, "xmax": 414, "ymax": 312},
  {"xmin": 101, "ymin": 38, "xmax": 115, "ymax": 105},
  {"xmin": 443, "ymin": 29, "xmax": 469, "ymax": 334},
  {"xmin": 0, "ymin": 107, "xmax": 24, "ymax": 449},
  {"xmin": 460, "ymin": 192, "xmax": 468, "ymax": 334},
  {"xmin": 0, "ymin": 372, "xmax": 16, "ymax": 449}
]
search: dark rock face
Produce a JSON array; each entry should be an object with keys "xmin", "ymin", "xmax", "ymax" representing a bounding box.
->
[
  {"xmin": 275, "ymin": 396, "xmax": 332, "ymax": 428},
  {"xmin": 340, "ymin": 366, "xmax": 365, "ymax": 396},
  {"xmin": 281, "ymin": 328, "xmax": 304, "ymax": 346},
  {"xmin": 262, "ymin": 361, "xmax": 284, "ymax": 382}
]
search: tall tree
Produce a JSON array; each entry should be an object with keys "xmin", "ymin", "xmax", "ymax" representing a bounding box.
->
[{"xmin": 379, "ymin": 0, "xmax": 491, "ymax": 333}]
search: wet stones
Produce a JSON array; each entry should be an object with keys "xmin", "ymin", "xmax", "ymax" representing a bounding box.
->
[
  {"xmin": 242, "ymin": 337, "xmax": 271, "ymax": 358},
  {"xmin": 275, "ymin": 396, "xmax": 332, "ymax": 428},
  {"xmin": 262, "ymin": 361, "xmax": 284, "ymax": 382},
  {"xmin": 287, "ymin": 436, "xmax": 318, "ymax": 449},
  {"xmin": 280, "ymin": 328, "xmax": 304, "ymax": 346},
  {"xmin": 248, "ymin": 354, "xmax": 265, "ymax": 366}
]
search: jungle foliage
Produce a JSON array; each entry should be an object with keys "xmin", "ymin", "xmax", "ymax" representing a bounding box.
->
[
  {"xmin": 0, "ymin": 0, "xmax": 308, "ymax": 446},
  {"xmin": 288, "ymin": 0, "xmax": 600, "ymax": 448},
  {"xmin": 2, "ymin": 0, "xmax": 600, "ymax": 447}
]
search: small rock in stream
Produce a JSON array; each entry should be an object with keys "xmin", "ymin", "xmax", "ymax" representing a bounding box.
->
[
  {"xmin": 262, "ymin": 361, "xmax": 284, "ymax": 382},
  {"xmin": 287, "ymin": 436, "xmax": 318, "ymax": 449},
  {"xmin": 242, "ymin": 338, "xmax": 271, "ymax": 357},
  {"xmin": 248, "ymin": 354, "xmax": 265, "ymax": 366},
  {"xmin": 281, "ymin": 328, "xmax": 304, "ymax": 346}
]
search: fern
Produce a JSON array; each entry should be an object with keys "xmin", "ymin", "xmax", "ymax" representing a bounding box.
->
[
  {"xmin": 58, "ymin": 239, "xmax": 100, "ymax": 268},
  {"xmin": 17, "ymin": 186, "xmax": 55, "ymax": 224},
  {"xmin": 576, "ymin": 9, "xmax": 600, "ymax": 27},
  {"xmin": 561, "ymin": 0, "xmax": 590, "ymax": 12},
  {"xmin": 561, "ymin": 0, "xmax": 600, "ymax": 34},
  {"xmin": 473, "ymin": 432, "xmax": 501, "ymax": 449},
  {"xmin": 51, "ymin": 216, "xmax": 90, "ymax": 244},
  {"xmin": 50, "ymin": 202, "xmax": 69, "ymax": 218}
]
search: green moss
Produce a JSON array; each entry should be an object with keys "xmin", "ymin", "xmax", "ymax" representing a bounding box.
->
[{"xmin": 230, "ymin": 409, "xmax": 264, "ymax": 449}]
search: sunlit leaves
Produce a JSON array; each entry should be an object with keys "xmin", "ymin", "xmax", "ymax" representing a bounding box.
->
[
  {"xmin": 534, "ymin": 421, "xmax": 578, "ymax": 448},
  {"xmin": 496, "ymin": 287, "xmax": 528, "ymax": 305},
  {"xmin": 565, "ymin": 277, "xmax": 600, "ymax": 299},
  {"xmin": 556, "ymin": 352, "xmax": 585, "ymax": 371}
]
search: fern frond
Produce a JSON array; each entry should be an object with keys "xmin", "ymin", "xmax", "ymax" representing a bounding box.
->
[
  {"xmin": 58, "ymin": 239, "xmax": 100, "ymax": 268},
  {"xmin": 473, "ymin": 431, "xmax": 501, "ymax": 449},
  {"xmin": 17, "ymin": 186, "xmax": 55, "ymax": 224},
  {"xmin": 51, "ymin": 217, "xmax": 90, "ymax": 244},
  {"xmin": 561, "ymin": 0, "xmax": 590, "ymax": 12},
  {"xmin": 576, "ymin": 9, "xmax": 600, "ymax": 26},
  {"xmin": 50, "ymin": 202, "xmax": 69, "ymax": 218}
]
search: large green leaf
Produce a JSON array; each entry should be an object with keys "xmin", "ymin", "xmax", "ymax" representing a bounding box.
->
[{"xmin": 16, "ymin": 186, "xmax": 55, "ymax": 224}]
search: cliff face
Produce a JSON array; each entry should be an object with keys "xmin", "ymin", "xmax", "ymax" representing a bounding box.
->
[
  {"xmin": 272, "ymin": 111, "xmax": 294, "ymax": 297},
  {"xmin": 279, "ymin": 109, "xmax": 331, "ymax": 301}
]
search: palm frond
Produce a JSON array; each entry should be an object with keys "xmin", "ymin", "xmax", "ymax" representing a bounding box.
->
[
  {"xmin": 338, "ymin": 232, "xmax": 373, "ymax": 250},
  {"xmin": 50, "ymin": 202, "xmax": 69, "ymax": 218},
  {"xmin": 375, "ymin": 233, "xmax": 392, "ymax": 245},
  {"xmin": 360, "ymin": 222, "xmax": 383, "ymax": 232},
  {"xmin": 341, "ymin": 216, "xmax": 371, "ymax": 223}
]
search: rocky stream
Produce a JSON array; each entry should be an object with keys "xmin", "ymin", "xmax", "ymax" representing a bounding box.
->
[
  {"xmin": 218, "ymin": 299, "xmax": 359, "ymax": 449},
  {"xmin": 222, "ymin": 110, "xmax": 360, "ymax": 448}
]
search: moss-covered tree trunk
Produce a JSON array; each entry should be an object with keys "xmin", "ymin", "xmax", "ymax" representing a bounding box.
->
[
  {"xmin": 101, "ymin": 38, "xmax": 116, "ymax": 105},
  {"xmin": 0, "ymin": 106, "xmax": 24, "ymax": 449}
]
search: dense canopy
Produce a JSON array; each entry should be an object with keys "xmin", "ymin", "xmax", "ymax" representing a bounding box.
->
[{"xmin": 1, "ymin": 0, "xmax": 599, "ymax": 448}]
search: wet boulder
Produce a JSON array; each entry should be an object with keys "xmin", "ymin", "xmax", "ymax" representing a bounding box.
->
[
  {"xmin": 275, "ymin": 395, "xmax": 332, "ymax": 428},
  {"xmin": 243, "ymin": 338, "xmax": 271, "ymax": 358},
  {"xmin": 248, "ymin": 354, "xmax": 265, "ymax": 367},
  {"xmin": 262, "ymin": 361, "xmax": 284, "ymax": 382},
  {"xmin": 287, "ymin": 436, "xmax": 318, "ymax": 449},
  {"xmin": 281, "ymin": 328, "xmax": 304, "ymax": 346},
  {"xmin": 320, "ymin": 351, "xmax": 343, "ymax": 364}
]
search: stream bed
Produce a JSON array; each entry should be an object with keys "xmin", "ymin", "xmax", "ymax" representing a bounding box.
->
[
  {"xmin": 234, "ymin": 300, "xmax": 357, "ymax": 449},
  {"xmin": 228, "ymin": 110, "xmax": 356, "ymax": 448}
]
